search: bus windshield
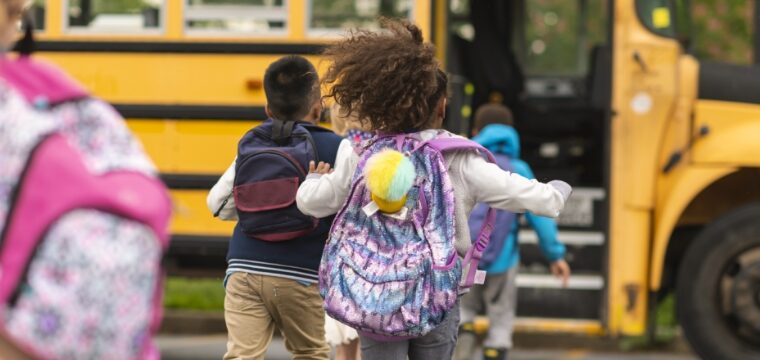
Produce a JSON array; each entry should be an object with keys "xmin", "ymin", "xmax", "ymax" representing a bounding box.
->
[{"xmin": 635, "ymin": 0, "xmax": 692, "ymax": 43}]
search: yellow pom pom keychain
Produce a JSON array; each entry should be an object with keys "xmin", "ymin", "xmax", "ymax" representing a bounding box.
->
[{"xmin": 364, "ymin": 149, "xmax": 416, "ymax": 214}]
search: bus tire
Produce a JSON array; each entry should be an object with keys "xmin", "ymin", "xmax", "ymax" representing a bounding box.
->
[{"xmin": 676, "ymin": 204, "xmax": 760, "ymax": 360}]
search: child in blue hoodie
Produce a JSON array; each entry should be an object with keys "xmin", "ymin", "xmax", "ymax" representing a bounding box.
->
[{"xmin": 455, "ymin": 104, "xmax": 571, "ymax": 360}]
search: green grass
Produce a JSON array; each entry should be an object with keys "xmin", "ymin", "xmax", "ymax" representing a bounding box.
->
[
  {"xmin": 163, "ymin": 277, "xmax": 225, "ymax": 312},
  {"xmin": 655, "ymin": 294, "xmax": 678, "ymax": 341},
  {"xmin": 163, "ymin": 277, "xmax": 683, "ymax": 349},
  {"xmin": 619, "ymin": 294, "xmax": 679, "ymax": 351}
]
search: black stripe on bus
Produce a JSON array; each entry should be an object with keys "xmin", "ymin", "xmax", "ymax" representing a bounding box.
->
[
  {"xmin": 165, "ymin": 235, "xmax": 229, "ymax": 273},
  {"xmin": 698, "ymin": 61, "xmax": 760, "ymax": 105},
  {"xmin": 25, "ymin": 41, "xmax": 325, "ymax": 55},
  {"xmin": 517, "ymin": 288, "xmax": 602, "ymax": 320},
  {"xmin": 168, "ymin": 235, "xmax": 229, "ymax": 255},
  {"xmin": 114, "ymin": 104, "xmax": 266, "ymax": 121},
  {"xmin": 161, "ymin": 174, "xmax": 221, "ymax": 190},
  {"xmin": 521, "ymin": 244, "xmax": 604, "ymax": 273}
]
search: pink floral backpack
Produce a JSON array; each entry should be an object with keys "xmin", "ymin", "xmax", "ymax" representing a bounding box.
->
[{"xmin": 0, "ymin": 56, "xmax": 171, "ymax": 359}]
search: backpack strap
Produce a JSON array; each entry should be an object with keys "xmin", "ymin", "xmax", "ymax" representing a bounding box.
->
[
  {"xmin": 425, "ymin": 137, "xmax": 497, "ymax": 291},
  {"xmin": 271, "ymin": 119, "xmax": 296, "ymax": 145},
  {"xmin": 271, "ymin": 120, "xmax": 333, "ymax": 145},
  {"xmin": 0, "ymin": 56, "xmax": 88, "ymax": 106}
]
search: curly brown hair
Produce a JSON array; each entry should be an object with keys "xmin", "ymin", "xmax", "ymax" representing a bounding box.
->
[{"xmin": 321, "ymin": 19, "xmax": 446, "ymax": 133}]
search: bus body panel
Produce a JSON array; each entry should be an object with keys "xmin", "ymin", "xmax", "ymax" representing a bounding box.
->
[
  {"xmin": 36, "ymin": 52, "xmax": 324, "ymax": 105},
  {"xmin": 125, "ymin": 120, "xmax": 264, "ymax": 241},
  {"xmin": 170, "ymin": 190, "xmax": 236, "ymax": 237},
  {"xmin": 691, "ymin": 101, "xmax": 760, "ymax": 166},
  {"xmin": 126, "ymin": 120, "xmax": 260, "ymax": 174},
  {"xmin": 650, "ymin": 167, "xmax": 737, "ymax": 289},
  {"xmin": 650, "ymin": 99, "xmax": 760, "ymax": 289}
]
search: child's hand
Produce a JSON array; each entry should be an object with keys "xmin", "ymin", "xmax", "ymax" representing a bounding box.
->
[
  {"xmin": 309, "ymin": 161, "xmax": 332, "ymax": 175},
  {"xmin": 550, "ymin": 259, "xmax": 571, "ymax": 287},
  {"xmin": 548, "ymin": 180, "xmax": 573, "ymax": 202}
]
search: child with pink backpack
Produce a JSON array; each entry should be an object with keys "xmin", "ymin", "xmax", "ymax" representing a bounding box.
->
[
  {"xmin": 296, "ymin": 20, "xmax": 572, "ymax": 360},
  {"xmin": 0, "ymin": 4, "xmax": 171, "ymax": 359}
]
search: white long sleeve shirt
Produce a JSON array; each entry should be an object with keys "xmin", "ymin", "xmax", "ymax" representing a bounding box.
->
[
  {"xmin": 207, "ymin": 159, "xmax": 237, "ymax": 221},
  {"xmin": 296, "ymin": 130, "xmax": 570, "ymax": 256}
]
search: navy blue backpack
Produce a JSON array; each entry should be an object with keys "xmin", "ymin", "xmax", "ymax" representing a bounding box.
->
[
  {"xmin": 468, "ymin": 153, "xmax": 516, "ymax": 268},
  {"xmin": 233, "ymin": 118, "xmax": 325, "ymax": 241}
]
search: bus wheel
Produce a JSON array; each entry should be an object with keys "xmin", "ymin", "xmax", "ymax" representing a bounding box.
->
[{"xmin": 677, "ymin": 204, "xmax": 760, "ymax": 360}]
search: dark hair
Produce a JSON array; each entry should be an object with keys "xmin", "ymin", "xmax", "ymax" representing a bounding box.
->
[
  {"xmin": 473, "ymin": 103, "xmax": 514, "ymax": 132},
  {"xmin": 322, "ymin": 19, "xmax": 445, "ymax": 133},
  {"xmin": 264, "ymin": 55, "xmax": 320, "ymax": 120}
]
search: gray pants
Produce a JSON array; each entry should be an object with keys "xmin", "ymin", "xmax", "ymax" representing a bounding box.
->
[
  {"xmin": 359, "ymin": 303, "xmax": 460, "ymax": 360},
  {"xmin": 459, "ymin": 267, "xmax": 518, "ymax": 349}
]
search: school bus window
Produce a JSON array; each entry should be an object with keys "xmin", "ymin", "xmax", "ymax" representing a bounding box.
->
[
  {"xmin": 185, "ymin": 0, "xmax": 287, "ymax": 35},
  {"xmin": 66, "ymin": 0, "xmax": 163, "ymax": 32},
  {"xmin": 448, "ymin": 0, "xmax": 473, "ymax": 42},
  {"xmin": 690, "ymin": 0, "xmax": 754, "ymax": 64},
  {"xmin": 523, "ymin": 0, "xmax": 581, "ymax": 75},
  {"xmin": 635, "ymin": 0, "xmax": 676, "ymax": 37},
  {"xmin": 308, "ymin": 0, "xmax": 413, "ymax": 33},
  {"xmin": 449, "ymin": 0, "xmax": 468, "ymax": 15},
  {"xmin": 30, "ymin": 0, "xmax": 45, "ymax": 30}
]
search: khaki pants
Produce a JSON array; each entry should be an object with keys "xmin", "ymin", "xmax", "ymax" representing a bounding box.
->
[{"xmin": 223, "ymin": 272, "xmax": 329, "ymax": 360}]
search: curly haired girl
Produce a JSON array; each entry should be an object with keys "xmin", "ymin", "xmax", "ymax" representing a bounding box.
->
[{"xmin": 297, "ymin": 19, "xmax": 571, "ymax": 360}]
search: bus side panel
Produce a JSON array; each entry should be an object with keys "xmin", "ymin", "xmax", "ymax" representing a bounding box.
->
[
  {"xmin": 127, "ymin": 120, "xmax": 258, "ymax": 174},
  {"xmin": 652, "ymin": 99, "xmax": 760, "ymax": 289},
  {"xmin": 37, "ymin": 53, "xmax": 325, "ymax": 105},
  {"xmin": 691, "ymin": 100, "xmax": 760, "ymax": 167}
]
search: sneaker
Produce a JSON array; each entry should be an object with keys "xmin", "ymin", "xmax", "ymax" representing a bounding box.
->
[{"xmin": 483, "ymin": 347, "xmax": 508, "ymax": 360}]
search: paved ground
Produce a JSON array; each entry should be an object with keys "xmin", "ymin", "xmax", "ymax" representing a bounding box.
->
[{"xmin": 158, "ymin": 335, "xmax": 697, "ymax": 360}]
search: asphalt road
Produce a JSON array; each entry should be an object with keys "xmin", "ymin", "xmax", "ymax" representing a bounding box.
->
[{"xmin": 158, "ymin": 335, "xmax": 698, "ymax": 360}]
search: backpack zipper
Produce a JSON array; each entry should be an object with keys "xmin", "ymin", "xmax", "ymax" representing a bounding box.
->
[
  {"xmin": 238, "ymin": 149, "xmax": 307, "ymax": 178},
  {"xmin": 213, "ymin": 193, "xmax": 232, "ymax": 217}
]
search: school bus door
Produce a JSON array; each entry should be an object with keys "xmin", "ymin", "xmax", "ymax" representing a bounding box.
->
[
  {"xmin": 445, "ymin": 0, "xmax": 611, "ymax": 334},
  {"xmin": 605, "ymin": 0, "xmax": 684, "ymax": 336}
]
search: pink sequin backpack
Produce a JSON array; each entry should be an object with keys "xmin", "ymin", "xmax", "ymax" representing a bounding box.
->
[{"xmin": 0, "ymin": 55, "xmax": 171, "ymax": 359}]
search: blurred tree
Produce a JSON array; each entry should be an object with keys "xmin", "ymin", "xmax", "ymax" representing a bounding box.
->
[
  {"xmin": 690, "ymin": 0, "xmax": 754, "ymax": 64},
  {"xmin": 311, "ymin": 0, "xmax": 411, "ymax": 29},
  {"xmin": 187, "ymin": 0, "xmax": 283, "ymax": 5},
  {"xmin": 68, "ymin": 0, "xmax": 157, "ymax": 16},
  {"xmin": 523, "ymin": 0, "xmax": 607, "ymax": 75},
  {"xmin": 96, "ymin": 0, "xmax": 144, "ymax": 13},
  {"xmin": 521, "ymin": 0, "xmax": 754, "ymax": 73},
  {"xmin": 68, "ymin": 0, "xmax": 163, "ymax": 27}
]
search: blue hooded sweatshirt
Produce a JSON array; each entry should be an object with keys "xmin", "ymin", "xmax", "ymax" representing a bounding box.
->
[{"xmin": 472, "ymin": 124, "xmax": 566, "ymax": 274}]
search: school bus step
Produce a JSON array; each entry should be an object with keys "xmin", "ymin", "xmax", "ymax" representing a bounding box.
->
[{"xmin": 472, "ymin": 317, "xmax": 604, "ymax": 336}]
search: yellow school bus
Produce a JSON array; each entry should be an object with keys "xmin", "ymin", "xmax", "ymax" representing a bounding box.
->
[
  {"xmin": 24, "ymin": 0, "xmax": 760, "ymax": 358},
  {"xmin": 26, "ymin": 0, "xmax": 435, "ymax": 268}
]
